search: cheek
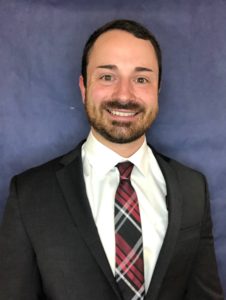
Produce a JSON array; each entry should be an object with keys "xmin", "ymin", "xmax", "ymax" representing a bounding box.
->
[
  {"xmin": 138, "ymin": 89, "xmax": 158, "ymax": 107},
  {"xmin": 87, "ymin": 85, "xmax": 113, "ymax": 103}
]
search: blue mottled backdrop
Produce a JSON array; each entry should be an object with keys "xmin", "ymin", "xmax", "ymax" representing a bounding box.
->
[{"xmin": 0, "ymin": 0, "xmax": 225, "ymax": 293}]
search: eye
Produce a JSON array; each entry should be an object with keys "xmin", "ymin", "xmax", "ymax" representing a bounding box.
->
[
  {"xmin": 100, "ymin": 74, "xmax": 114, "ymax": 81},
  {"xmin": 135, "ymin": 77, "xmax": 150, "ymax": 84}
]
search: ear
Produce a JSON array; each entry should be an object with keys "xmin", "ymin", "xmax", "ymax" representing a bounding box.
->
[{"xmin": 79, "ymin": 75, "xmax": 86, "ymax": 103}]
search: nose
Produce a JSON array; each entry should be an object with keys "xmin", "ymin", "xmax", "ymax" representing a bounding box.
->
[{"xmin": 113, "ymin": 78, "xmax": 134, "ymax": 101}]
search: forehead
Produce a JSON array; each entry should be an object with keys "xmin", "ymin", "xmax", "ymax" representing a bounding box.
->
[{"xmin": 88, "ymin": 29, "xmax": 158, "ymax": 68}]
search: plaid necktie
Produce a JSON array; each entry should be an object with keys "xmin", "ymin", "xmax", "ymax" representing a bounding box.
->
[{"xmin": 115, "ymin": 161, "xmax": 145, "ymax": 300}]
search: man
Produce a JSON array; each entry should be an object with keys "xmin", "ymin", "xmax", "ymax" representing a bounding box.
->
[{"xmin": 0, "ymin": 19, "xmax": 224, "ymax": 300}]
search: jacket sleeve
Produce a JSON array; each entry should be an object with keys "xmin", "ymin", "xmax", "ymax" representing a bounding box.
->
[
  {"xmin": 0, "ymin": 177, "xmax": 44, "ymax": 300},
  {"xmin": 185, "ymin": 177, "xmax": 224, "ymax": 299}
]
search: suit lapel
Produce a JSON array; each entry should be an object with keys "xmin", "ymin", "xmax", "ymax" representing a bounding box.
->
[
  {"xmin": 56, "ymin": 145, "xmax": 121, "ymax": 299},
  {"xmin": 145, "ymin": 152, "xmax": 182, "ymax": 300},
  {"xmin": 56, "ymin": 144, "xmax": 182, "ymax": 300}
]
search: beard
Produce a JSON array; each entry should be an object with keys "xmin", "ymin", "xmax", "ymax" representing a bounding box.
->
[{"xmin": 84, "ymin": 98, "xmax": 158, "ymax": 144}]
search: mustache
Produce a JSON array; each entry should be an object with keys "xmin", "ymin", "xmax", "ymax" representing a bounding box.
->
[{"xmin": 101, "ymin": 100, "xmax": 144, "ymax": 111}]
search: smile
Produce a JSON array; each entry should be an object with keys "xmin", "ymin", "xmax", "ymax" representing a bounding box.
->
[{"xmin": 109, "ymin": 110, "xmax": 137, "ymax": 117}]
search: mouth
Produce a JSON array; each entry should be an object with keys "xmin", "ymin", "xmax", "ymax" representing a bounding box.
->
[
  {"xmin": 108, "ymin": 110, "xmax": 137, "ymax": 117},
  {"xmin": 102, "ymin": 100, "xmax": 143, "ymax": 121}
]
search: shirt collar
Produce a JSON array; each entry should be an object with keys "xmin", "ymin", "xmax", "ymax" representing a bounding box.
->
[{"xmin": 82, "ymin": 131, "xmax": 150, "ymax": 177}]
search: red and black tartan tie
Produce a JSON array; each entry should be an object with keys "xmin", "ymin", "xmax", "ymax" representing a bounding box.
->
[{"xmin": 115, "ymin": 161, "xmax": 145, "ymax": 300}]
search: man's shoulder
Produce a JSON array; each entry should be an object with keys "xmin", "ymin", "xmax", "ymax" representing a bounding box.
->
[
  {"xmin": 14, "ymin": 141, "xmax": 84, "ymax": 184},
  {"xmin": 153, "ymin": 148, "xmax": 206, "ymax": 184}
]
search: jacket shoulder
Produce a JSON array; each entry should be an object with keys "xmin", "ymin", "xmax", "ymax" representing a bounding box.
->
[
  {"xmin": 12, "ymin": 141, "xmax": 84, "ymax": 186},
  {"xmin": 154, "ymin": 150, "xmax": 206, "ymax": 182}
]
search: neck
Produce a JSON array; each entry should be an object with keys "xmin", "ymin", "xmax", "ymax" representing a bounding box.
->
[{"xmin": 91, "ymin": 129, "xmax": 145, "ymax": 158}]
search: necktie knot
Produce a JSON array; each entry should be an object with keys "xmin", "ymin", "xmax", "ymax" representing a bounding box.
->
[{"xmin": 116, "ymin": 161, "xmax": 134, "ymax": 180}]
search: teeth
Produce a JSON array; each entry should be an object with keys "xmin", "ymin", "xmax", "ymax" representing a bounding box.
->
[{"xmin": 110, "ymin": 110, "xmax": 136, "ymax": 117}]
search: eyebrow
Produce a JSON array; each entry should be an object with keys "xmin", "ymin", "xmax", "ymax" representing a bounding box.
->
[
  {"xmin": 97, "ymin": 65, "xmax": 153, "ymax": 72},
  {"xmin": 97, "ymin": 64, "xmax": 117, "ymax": 70},
  {"xmin": 135, "ymin": 66, "xmax": 153, "ymax": 72}
]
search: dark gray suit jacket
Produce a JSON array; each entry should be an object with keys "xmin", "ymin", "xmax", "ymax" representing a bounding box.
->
[{"xmin": 0, "ymin": 142, "xmax": 224, "ymax": 300}]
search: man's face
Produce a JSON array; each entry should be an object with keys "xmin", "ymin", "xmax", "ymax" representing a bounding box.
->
[{"xmin": 79, "ymin": 29, "xmax": 159, "ymax": 144}]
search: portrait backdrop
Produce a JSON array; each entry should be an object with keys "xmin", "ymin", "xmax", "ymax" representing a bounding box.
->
[{"xmin": 0, "ymin": 0, "xmax": 225, "ymax": 293}]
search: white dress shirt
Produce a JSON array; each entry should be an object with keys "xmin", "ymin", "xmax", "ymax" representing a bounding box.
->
[{"xmin": 82, "ymin": 132, "xmax": 168, "ymax": 291}]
